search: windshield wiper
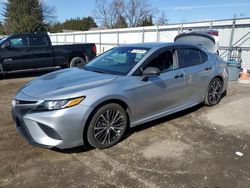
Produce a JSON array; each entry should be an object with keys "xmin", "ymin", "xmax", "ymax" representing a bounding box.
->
[
  {"xmin": 83, "ymin": 66, "xmax": 107, "ymax": 74},
  {"xmin": 92, "ymin": 70, "xmax": 107, "ymax": 74}
]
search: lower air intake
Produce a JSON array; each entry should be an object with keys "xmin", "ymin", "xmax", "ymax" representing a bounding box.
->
[{"xmin": 38, "ymin": 123, "xmax": 62, "ymax": 140}]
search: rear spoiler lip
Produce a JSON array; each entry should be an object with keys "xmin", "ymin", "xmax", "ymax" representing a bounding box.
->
[{"xmin": 174, "ymin": 32, "xmax": 215, "ymax": 44}]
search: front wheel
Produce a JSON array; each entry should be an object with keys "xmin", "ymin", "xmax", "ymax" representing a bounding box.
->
[
  {"xmin": 86, "ymin": 103, "xmax": 128, "ymax": 149},
  {"xmin": 205, "ymin": 78, "xmax": 223, "ymax": 106}
]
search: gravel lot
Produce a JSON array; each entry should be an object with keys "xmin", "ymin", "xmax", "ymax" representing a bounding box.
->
[{"xmin": 0, "ymin": 69, "xmax": 250, "ymax": 188}]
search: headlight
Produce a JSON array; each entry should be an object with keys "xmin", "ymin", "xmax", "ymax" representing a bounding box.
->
[{"xmin": 37, "ymin": 97, "xmax": 85, "ymax": 111}]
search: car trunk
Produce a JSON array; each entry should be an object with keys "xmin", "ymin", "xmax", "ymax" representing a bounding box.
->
[{"xmin": 174, "ymin": 30, "xmax": 219, "ymax": 54}]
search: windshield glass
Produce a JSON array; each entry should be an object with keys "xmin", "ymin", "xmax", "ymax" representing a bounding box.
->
[{"xmin": 85, "ymin": 47, "xmax": 149, "ymax": 75}]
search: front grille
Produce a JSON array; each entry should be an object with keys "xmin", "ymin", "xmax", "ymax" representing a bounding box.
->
[
  {"xmin": 16, "ymin": 100, "xmax": 37, "ymax": 105},
  {"xmin": 38, "ymin": 123, "xmax": 62, "ymax": 140},
  {"xmin": 13, "ymin": 101, "xmax": 38, "ymax": 116},
  {"xmin": 19, "ymin": 108, "xmax": 32, "ymax": 115},
  {"xmin": 13, "ymin": 107, "xmax": 33, "ymax": 116}
]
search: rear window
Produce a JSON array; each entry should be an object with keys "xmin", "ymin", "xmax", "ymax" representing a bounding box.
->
[
  {"xmin": 200, "ymin": 51, "xmax": 208, "ymax": 63},
  {"xmin": 29, "ymin": 36, "xmax": 48, "ymax": 47},
  {"xmin": 179, "ymin": 48, "xmax": 202, "ymax": 68}
]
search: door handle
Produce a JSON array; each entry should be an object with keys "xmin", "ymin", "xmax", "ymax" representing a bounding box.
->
[
  {"xmin": 174, "ymin": 74, "xmax": 184, "ymax": 79},
  {"xmin": 205, "ymin": 67, "xmax": 212, "ymax": 71}
]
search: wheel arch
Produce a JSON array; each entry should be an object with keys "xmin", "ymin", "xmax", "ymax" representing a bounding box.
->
[
  {"xmin": 204, "ymin": 75, "xmax": 224, "ymax": 106},
  {"xmin": 69, "ymin": 51, "xmax": 87, "ymax": 63},
  {"xmin": 213, "ymin": 75, "xmax": 224, "ymax": 83},
  {"xmin": 83, "ymin": 98, "xmax": 133, "ymax": 144},
  {"xmin": 213, "ymin": 74, "xmax": 228, "ymax": 96}
]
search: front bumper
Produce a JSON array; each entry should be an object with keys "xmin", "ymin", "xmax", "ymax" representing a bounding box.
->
[{"xmin": 12, "ymin": 93, "xmax": 93, "ymax": 149}]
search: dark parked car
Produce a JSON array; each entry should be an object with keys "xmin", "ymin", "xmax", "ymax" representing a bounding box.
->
[{"xmin": 0, "ymin": 33, "xmax": 96, "ymax": 76}]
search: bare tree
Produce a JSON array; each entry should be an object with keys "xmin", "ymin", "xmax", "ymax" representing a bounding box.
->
[
  {"xmin": 156, "ymin": 11, "xmax": 168, "ymax": 26},
  {"xmin": 93, "ymin": 0, "xmax": 155, "ymax": 28},
  {"xmin": 40, "ymin": 0, "xmax": 57, "ymax": 25},
  {"xmin": 93, "ymin": 0, "xmax": 109, "ymax": 28},
  {"xmin": 124, "ymin": 0, "xmax": 154, "ymax": 27},
  {"xmin": 93, "ymin": 0, "xmax": 124, "ymax": 28}
]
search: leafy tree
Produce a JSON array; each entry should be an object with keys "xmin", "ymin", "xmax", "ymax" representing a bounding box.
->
[
  {"xmin": 49, "ymin": 17, "xmax": 97, "ymax": 33},
  {"xmin": 3, "ymin": 0, "xmax": 56, "ymax": 34},
  {"xmin": 48, "ymin": 22, "xmax": 62, "ymax": 33},
  {"xmin": 0, "ymin": 22, "xmax": 5, "ymax": 35}
]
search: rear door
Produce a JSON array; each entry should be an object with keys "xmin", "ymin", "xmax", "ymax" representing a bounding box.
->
[
  {"xmin": 28, "ymin": 34, "xmax": 54, "ymax": 68},
  {"xmin": 2, "ymin": 34, "xmax": 33, "ymax": 71},
  {"xmin": 178, "ymin": 46, "xmax": 213, "ymax": 103}
]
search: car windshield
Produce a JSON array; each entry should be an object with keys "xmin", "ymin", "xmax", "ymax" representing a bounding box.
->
[{"xmin": 84, "ymin": 46, "xmax": 149, "ymax": 75}]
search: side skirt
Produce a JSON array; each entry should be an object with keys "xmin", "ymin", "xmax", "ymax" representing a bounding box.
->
[{"xmin": 130, "ymin": 102, "xmax": 200, "ymax": 128}]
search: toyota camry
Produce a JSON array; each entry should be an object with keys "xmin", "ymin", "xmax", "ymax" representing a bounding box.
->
[{"xmin": 12, "ymin": 42, "xmax": 229, "ymax": 149}]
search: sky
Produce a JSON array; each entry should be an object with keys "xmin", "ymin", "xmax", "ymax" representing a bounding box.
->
[{"xmin": 0, "ymin": 0, "xmax": 250, "ymax": 24}]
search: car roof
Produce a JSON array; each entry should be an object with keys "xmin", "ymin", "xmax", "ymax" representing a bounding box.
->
[
  {"xmin": 119, "ymin": 42, "xmax": 173, "ymax": 48},
  {"xmin": 118, "ymin": 42, "xmax": 202, "ymax": 50}
]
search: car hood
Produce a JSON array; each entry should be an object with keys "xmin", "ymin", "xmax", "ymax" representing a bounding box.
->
[{"xmin": 19, "ymin": 68, "xmax": 118, "ymax": 100}]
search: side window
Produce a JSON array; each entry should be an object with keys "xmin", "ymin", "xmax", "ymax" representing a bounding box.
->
[
  {"xmin": 29, "ymin": 36, "xmax": 48, "ymax": 47},
  {"xmin": 144, "ymin": 49, "xmax": 178, "ymax": 72},
  {"xmin": 200, "ymin": 51, "xmax": 208, "ymax": 63},
  {"xmin": 9, "ymin": 37, "xmax": 28, "ymax": 48},
  {"xmin": 179, "ymin": 48, "xmax": 202, "ymax": 68}
]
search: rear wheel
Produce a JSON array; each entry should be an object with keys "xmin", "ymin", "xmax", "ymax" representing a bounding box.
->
[
  {"xmin": 70, "ymin": 57, "xmax": 86, "ymax": 68},
  {"xmin": 86, "ymin": 103, "xmax": 128, "ymax": 149},
  {"xmin": 205, "ymin": 78, "xmax": 223, "ymax": 106}
]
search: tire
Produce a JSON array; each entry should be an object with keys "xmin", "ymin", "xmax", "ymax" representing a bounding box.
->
[
  {"xmin": 0, "ymin": 64, "xmax": 4, "ymax": 80},
  {"xmin": 86, "ymin": 103, "xmax": 128, "ymax": 149},
  {"xmin": 69, "ymin": 57, "xmax": 86, "ymax": 68},
  {"xmin": 205, "ymin": 78, "xmax": 223, "ymax": 106}
]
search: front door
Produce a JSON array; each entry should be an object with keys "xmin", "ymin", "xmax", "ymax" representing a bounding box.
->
[
  {"xmin": 2, "ymin": 35, "xmax": 33, "ymax": 71},
  {"xmin": 130, "ymin": 47, "xmax": 186, "ymax": 122}
]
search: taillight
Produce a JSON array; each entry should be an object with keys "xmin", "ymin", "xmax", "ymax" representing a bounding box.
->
[
  {"xmin": 92, "ymin": 45, "xmax": 96, "ymax": 54},
  {"xmin": 208, "ymin": 31, "xmax": 218, "ymax": 36}
]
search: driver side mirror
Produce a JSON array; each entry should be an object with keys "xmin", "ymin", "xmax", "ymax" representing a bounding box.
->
[
  {"xmin": 1, "ymin": 41, "xmax": 10, "ymax": 49},
  {"xmin": 142, "ymin": 67, "xmax": 160, "ymax": 81}
]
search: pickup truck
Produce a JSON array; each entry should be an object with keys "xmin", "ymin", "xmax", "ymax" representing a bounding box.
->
[{"xmin": 0, "ymin": 33, "xmax": 96, "ymax": 76}]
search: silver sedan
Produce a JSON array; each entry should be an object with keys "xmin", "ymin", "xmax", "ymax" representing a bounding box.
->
[{"xmin": 12, "ymin": 43, "xmax": 229, "ymax": 149}]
